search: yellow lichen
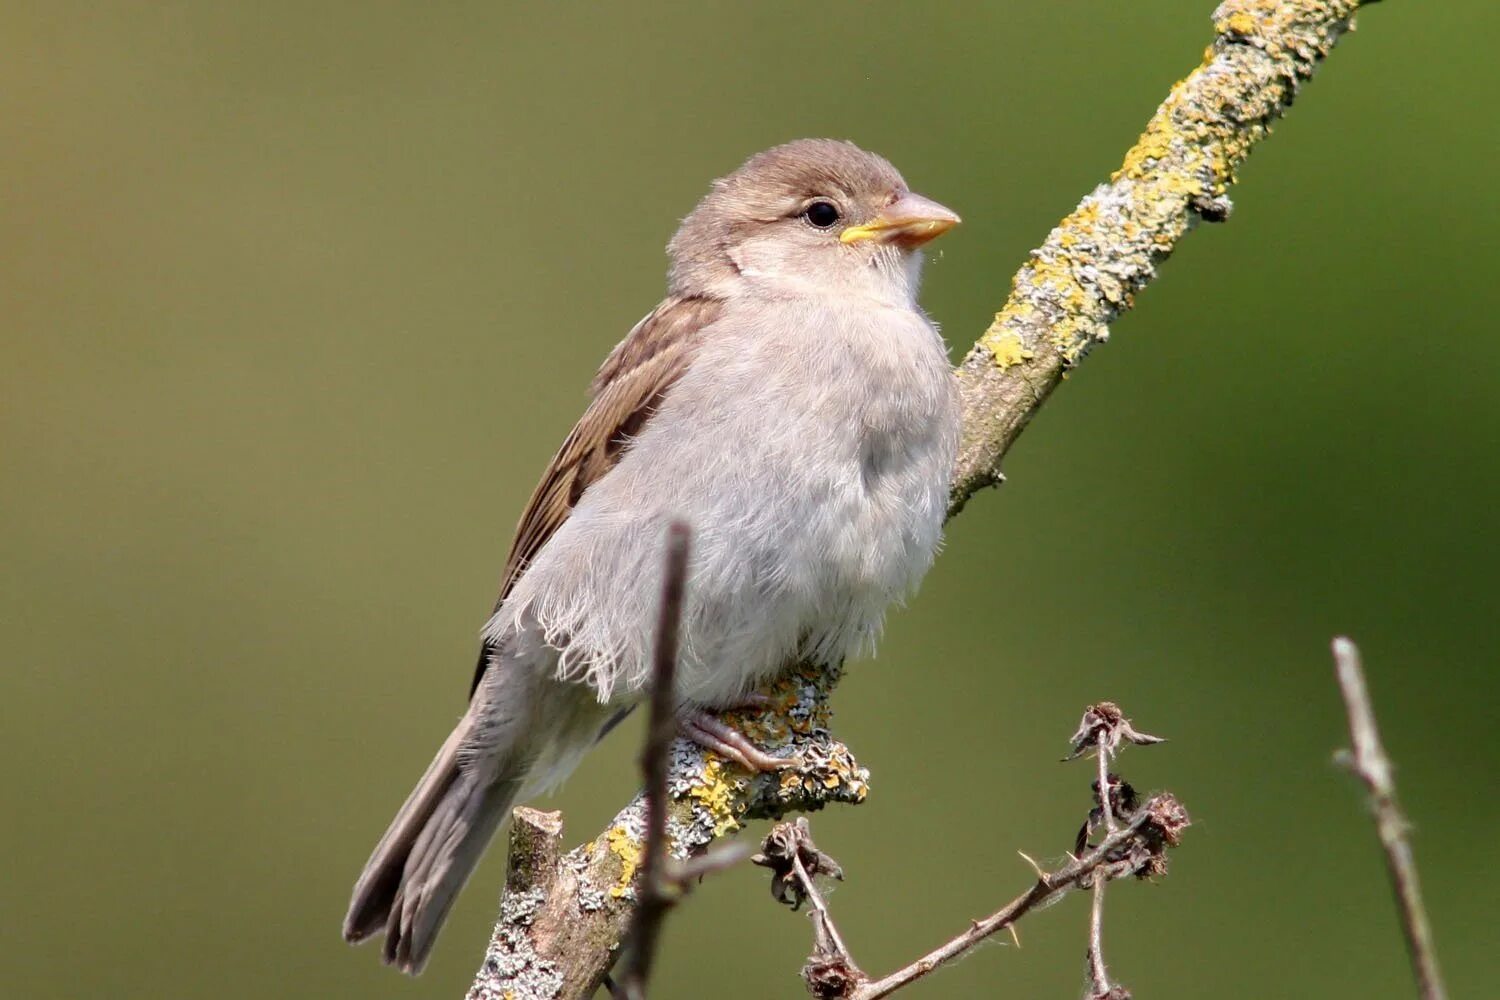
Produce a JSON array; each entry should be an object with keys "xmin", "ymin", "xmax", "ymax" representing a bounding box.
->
[
  {"xmin": 1222, "ymin": 11, "xmax": 1259, "ymax": 37},
  {"xmin": 687, "ymin": 758, "xmax": 743, "ymax": 837},
  {"xmin": 604, "ymin": 824, "xmax": 641, "ymax": 898},
  {"xmin": 980, "ymin": 326, "xmax": 1035, "ymax": 371}
]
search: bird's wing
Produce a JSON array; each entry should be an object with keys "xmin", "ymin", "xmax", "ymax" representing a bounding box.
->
[{"xmin": 469, "ymin": 294, "xmax": 724, "ymax": 695}]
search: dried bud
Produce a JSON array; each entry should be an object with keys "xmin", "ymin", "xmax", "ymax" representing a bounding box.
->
[
  {"xmin": 1064, "ymin": 702, "xmax": 1167, "ymax": 761},
  {"xmin": 1095, "ymin": 793, "xmax": 1191, "ymax": 882},
  {"xmin": 803, "ymin": 955, "xmax": 862, "ymax": 998},
  {"xmin": 751, "ymin": 816, "xmax": 844, "ymax": 911}
]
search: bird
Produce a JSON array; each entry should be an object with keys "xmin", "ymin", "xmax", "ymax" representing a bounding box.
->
[{"xmin": 342, "ymin": 138, "xmax": 962, "ymax": 974}]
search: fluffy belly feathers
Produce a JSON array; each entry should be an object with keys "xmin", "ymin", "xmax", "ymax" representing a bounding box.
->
[{"xmin": 485, "ymin": 302, "xmax": 959, "ymax": 706}]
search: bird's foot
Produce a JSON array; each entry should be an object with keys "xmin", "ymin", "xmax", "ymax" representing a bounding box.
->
[
  {"xmin": 724, "ymin": 691, "xmax": 778, "ymax": 711},
  {"xmin": 679, "ymin": 710, "xmax": 798, "ymax": 774}
]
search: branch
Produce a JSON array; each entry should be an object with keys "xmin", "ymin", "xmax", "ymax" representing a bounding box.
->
[
  {"xmin": 1331, "ymin": 638, "xmax": 1448, "ymax": 1000},
  {"xmin": 823, "ymin": 794, "xmax": 1188, "ymax": 1000},
  {"xmin": 470, "ymin": 2, "xmax": 1374, "ymax": 995},
  {"xmin": 950, "ymin": 0, "xmax": 1370, "ymax": 514}
]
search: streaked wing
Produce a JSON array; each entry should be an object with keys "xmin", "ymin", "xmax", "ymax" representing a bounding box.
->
[{"xmin": 469, "ymin": 294, "xmax": 724, "ymax": 695}]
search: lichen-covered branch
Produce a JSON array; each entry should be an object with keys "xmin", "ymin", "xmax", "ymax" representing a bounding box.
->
[
  {"xmin": 466, "ymin": 665, "xmax": 869, "ymax": 1000},
  {"xmin": 470, "ymin": 2, "xmax": 1374, "ymax": 996},
  {"xmin": 950, "ymin": 0, "xmax": 1369, "ymax": 513}
]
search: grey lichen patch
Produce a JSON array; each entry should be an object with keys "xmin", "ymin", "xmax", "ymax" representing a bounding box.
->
[
  {"xmin": 576, "ymin": 881, "xmax": 609, "ymax": 913},
  {"xmin": 502, "ymin": 887, "xmax": 546, "ymax": 926},
  {"xmin": 561, "ymin": 844, "xmax": 611, "ymax": 913},
  {"xmin": 467, "ymin": 887, "xmax": 563, "ymax": 1000}
]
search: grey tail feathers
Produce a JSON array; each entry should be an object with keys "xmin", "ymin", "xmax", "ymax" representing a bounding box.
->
[{"xmin": 341, "ymin": 709, "xmax": 528, "ymax": 975}]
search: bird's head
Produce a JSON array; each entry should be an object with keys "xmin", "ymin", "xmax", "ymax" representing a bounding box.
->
[{"xmin": 668, "ymin": 138, "xmax": 959, "ymax": 304}]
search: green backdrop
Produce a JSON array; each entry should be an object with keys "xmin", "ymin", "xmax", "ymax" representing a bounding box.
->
[{"xmin": 4, "ymin": 2, "xmax": 1495, "ymax": 998}]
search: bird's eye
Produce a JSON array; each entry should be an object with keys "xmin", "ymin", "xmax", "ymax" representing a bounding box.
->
[{"xmin": 803, "ymin": 200, "xmax": 841, "ymax": 229}]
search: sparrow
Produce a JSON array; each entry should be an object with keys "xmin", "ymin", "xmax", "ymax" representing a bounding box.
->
[{"xmin": 343, "ymin": 138, "xmax": 962, "ymax": 973}]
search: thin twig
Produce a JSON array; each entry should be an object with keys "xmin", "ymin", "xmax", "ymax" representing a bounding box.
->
[
  {"xmin": 1087, "ymin": 881, "xmax": 1111, "ymax": 997},
  {"xmin": 1095, "ymin": 736, "xmax": 1117, "ymax": 834},
  {"xmin": 618, "ymin": 522, "xmax": 692, "ymax": 1000},
  {"xmin": 792, "ymin": 853, "xmax": 860, "ymax": 976},
  {"xmin": 1086, "ymin": 731, "xmax": 1117, "ymax": 997},
  {"xmin": 1331, "ymin": 637, "xmax": 1447, "ymax": 1000},
  {"xmin": 670, "ymin": 841, "xmax": 753, "ymax": 884},
  {"xmin": 764, "ymin": 705, "xmax": 1176, "ymax": 999},
  {"xmin": 847, "ymin": 796, "xmax": 1188, "ymax": 1000}
]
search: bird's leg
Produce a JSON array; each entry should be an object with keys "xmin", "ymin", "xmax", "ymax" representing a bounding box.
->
[{"xmin": 679, "ymin": 710, "xmax": 799, "ymax": 773}]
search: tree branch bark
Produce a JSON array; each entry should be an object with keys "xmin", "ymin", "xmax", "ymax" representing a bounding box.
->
[{"xmin": 468, "ymin": 2, "xmax": 1375, "ymax": 996}]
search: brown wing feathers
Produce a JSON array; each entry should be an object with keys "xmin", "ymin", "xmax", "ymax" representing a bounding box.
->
[{"xmin": 468, "ymin": 295, "xmax": 723, "ymax": 695}]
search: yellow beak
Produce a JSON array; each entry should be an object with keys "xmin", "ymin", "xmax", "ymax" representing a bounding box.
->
[{"xmin": 840, "ymin": 191, "xmax": 961, "ymax": 248}]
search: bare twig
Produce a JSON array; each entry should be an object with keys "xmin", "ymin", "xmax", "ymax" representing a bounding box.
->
[
  {"xmin": 617, "ymin": 522, "xmax": 692, "ymax": 1000},
  {"xmin": 848, "ymin": 795, "xmax": 1188, "ymax": 1000},
  {"xmin": 766, "ymin": 707, "xmax": 1178, "ymax": 999},
  {"xmin": 1087, "ymin": 880, "xmax": 1115, "ymax": 999},
  {"xmin": 1095, "ymin": 739, "xmax": 1116, "ymax": 834},
  {"xmin": 1331, "ymin": 637, "xmax": 1448, "ymax": 1000},
  {"xmin": 1086, "ymin": 730, "xmax": 1118, "ymax": 998},
  {"xmin": 470, "ymin": 2, "xmax": 1374, "ymax": 993},
  {"xmin": 794, "ymin": 852, "xmax": 858, "ymax": 979}
]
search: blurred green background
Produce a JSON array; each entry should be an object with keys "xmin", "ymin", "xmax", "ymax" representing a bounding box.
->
[{"xmin": 4, "ymin": 2, "xmax": 1495, "ymax": 998}]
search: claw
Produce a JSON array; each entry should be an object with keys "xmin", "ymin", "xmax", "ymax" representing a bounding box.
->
[{"xmin": 680, "ymin": 711, "xmax": 799, "ymax": 773}]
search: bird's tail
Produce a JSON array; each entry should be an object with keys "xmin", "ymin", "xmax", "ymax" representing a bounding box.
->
[{"xmin": 341, "ymin": 661, "xmax": 581, "ymax": 975}]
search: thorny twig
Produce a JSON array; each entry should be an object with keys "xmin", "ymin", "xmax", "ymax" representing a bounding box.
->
[
  {"xmin": 765, "ymin": 705, "xmax": 1180, "ymax": 999},
  {"xmin": 1332, "ymin": 638, "xmax": 1447, "ymax": 1000}
]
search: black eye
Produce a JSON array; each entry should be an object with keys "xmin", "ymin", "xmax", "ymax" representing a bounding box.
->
[{"xmin": 803, "ymin": 200, "xmax": 841, "ymax": 229}]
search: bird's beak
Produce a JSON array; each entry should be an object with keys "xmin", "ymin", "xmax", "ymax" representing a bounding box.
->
[{"xmin": 840, "ymin": 192, "xmax": 961, "ymax": 248}]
